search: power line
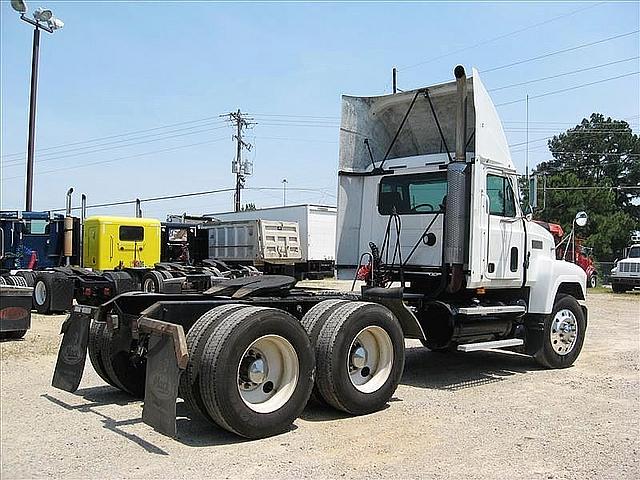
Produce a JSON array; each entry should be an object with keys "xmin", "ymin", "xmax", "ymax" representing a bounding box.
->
[
  {"xmin": 509, "ymin": 126, "xmax": 638, "ymax": 147},
  {"xmin": 249, "ymin": 113, "xmax": 340, "ymax": 119},
  {"xmin": 496, "ymin": 71, "xmax": 640, "ymax": 107},
  {"xmin": 255, "ymin": 136, "xmax": 338, "ymax": 144},
  {"xmin": 482, "ymin": 29, "xmax": 639, "ymax": 74},
  {"xmin": 2, "ymin": 124, "xmax": 230, "ymax": 167},
  {"xmin": 48, "ymin": 186, "xmax": 336, "ymax": 212},
  {"xmin": 1, "ymin": 137, "xmax": 229, "ymax": 182},
  {"xmin": 1, "ymin": 114, "xmax": 227, "ymax": 159},
  {"xmin": 489, "ymin": 56, "xmax": 640, "ymax": 92},
  {"xmin": 542, "ymin": 186, "xmax": 640, "ymax": 191},
  {"xmin": 503, "ymin": 115, "xmax": 640, "ymax": 125},
  {"xmin": 398, "ymin": 2, "xmax": 603, "ymax": 71}
]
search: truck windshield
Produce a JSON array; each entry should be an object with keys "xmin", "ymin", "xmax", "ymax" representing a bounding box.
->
[
  {"xmin": 379, "ymin": 172, "xmax": 447, "ymax": 215},
  {"xmin": 24, "ymin": 219, "xmax": 48, "ymax": 235},
  {"xmin": 629, "ymin": 246, "xmax": 640, "ymax": 258}
]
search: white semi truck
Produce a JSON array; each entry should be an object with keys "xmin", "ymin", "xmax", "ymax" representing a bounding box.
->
[
  {"xmin": 52, "ymin": 66, "xmax": 587, "ymax": 440},
  {"xmin": 610, "ymin": 243, "xmax": 640, "ymax": 292}
]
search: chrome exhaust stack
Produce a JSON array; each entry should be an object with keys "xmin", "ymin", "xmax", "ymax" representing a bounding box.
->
[
  {"xmin": 80, "ymin": 194, "xmax": 87, "ymax": 267},
  {"xmin": 444, "ymin": 65, "xmax": 470, "ymax": 293},
  {"xmin": 64, "ymin": 188, "xmax": 74, "ymax": 266}
]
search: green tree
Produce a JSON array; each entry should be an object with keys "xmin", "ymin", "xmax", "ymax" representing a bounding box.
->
[{"xmin": 533, "ymin": 113, "xmax": 639, "ymax": 261}]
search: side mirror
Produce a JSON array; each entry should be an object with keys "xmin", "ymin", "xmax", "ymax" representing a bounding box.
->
[{"xmin": 575, "ymin": 211, "xmax": 588, "ymax": 228}]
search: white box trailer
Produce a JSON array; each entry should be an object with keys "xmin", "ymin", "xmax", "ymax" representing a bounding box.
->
[
  {"xmin": 201, "ymin": 220, "xmax": 302, "ymax": 268},
  {"xmin": 206, "ymin": 204, "xmax": 336, "ymax": 279}
]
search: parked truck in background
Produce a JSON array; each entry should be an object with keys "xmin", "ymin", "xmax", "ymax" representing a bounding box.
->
[
  {"xmin": 202, "ymin": 219, "xmax": 302, "ymax": 274},
  {"xmin": 52, "ymin": 66, "xmax": 587, "ymax": 442},
  {"xmin": 200, "ymin": 204, "xmax": 337, "ymax": 279},
  {"xmin": 610, "ymin": 243, "xmax": 640, "ymax": 293},
  {"xmin": 1, "ymin": 212, "xmax": 246, "ymax": 314},
  {"xmin": 0, "ymin": 210, "xmax": 81, "ymax": 271}
]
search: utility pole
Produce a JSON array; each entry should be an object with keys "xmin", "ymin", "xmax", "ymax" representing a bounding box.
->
[
  {"xmin": 525, "ymin": 94, "xmax": 530, "ymax": 207},
  {"xmin": 392, "ymin": 67, "xmax": 397, "ymax": 94},
  {"xmin": 282, "ymin": 178, "xmax": 287, "ymax": 206},
  {"xmin": 221, "ymin": 110, "xmax": 255, "ymax": 211}
]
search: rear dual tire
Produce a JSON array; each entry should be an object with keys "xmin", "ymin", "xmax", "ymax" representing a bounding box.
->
[
  {"xmin": 182, "ymin": 305, "xmax": 315, "ymax": 439},
  {"xmin": 87, "ymin": 319, "xmax": 146, "ymax": 398},
  {"xmin": 302, "ymin": 300, "xmax": 405, "ymax": 415}
]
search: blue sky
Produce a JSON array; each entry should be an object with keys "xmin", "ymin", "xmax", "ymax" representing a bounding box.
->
[{"xmin": 1, "ymin": 0, "xmax": 638, "ymax": 219}]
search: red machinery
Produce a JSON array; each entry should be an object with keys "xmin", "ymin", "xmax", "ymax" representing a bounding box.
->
[{"xmin": 535, "ymin": 221, "xmax": 597, "ymax": 288}]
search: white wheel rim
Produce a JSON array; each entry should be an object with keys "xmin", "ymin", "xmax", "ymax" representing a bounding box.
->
[
  {"xmin": 347, "ymin": 325, "xmax": 394, "ymax": 393},
  {"xmin": 35, "ymin": 281, "xmax": 47, "ymax": 305},
  {"xmin": 143, "ymin": 278, "xmax": 156, "ymax": 292},
  {"xmin": 237, "ymin": 335, "xmax": 299, "ymax": 414},
  {"xmin": 550, "ymin": 309, "xmax": 579, "ymax": 355}
]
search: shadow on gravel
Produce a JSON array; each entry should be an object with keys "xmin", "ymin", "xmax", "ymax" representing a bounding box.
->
[
  {"xmin": 42, "ymin": 388, "xmax": 281, "ymax": 449},
  {"xmin": 401, "ymin": 346, "xmax": 544, "ymax": 391},
  {"xmin": 42, "ymin": 391, "xmax": 168, "ymax": 455},
  {"xmin": 300, "ymin": 399, "xmax": 393, "ymax": 422},
  {"xmin": 173, "ymin": 402, "xmax": 250, "ymax": 447}
]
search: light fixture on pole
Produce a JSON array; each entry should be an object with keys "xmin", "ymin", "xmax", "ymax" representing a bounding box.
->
[
  {"xmin": 11, "ymin": 0, "xmax": 64, "ymax": 211},
  {"xmin": 282, "ymin": 179, "xmax": 288, "ymax": 206}
]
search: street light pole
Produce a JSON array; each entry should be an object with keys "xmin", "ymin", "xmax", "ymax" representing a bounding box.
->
[
  {"xmin": 25, "ymin": 26, "xmax": 41, "ymax": 211},
  {"xmin": 11, "ymin": 1, "xmax": 64, "ymax": 211}
]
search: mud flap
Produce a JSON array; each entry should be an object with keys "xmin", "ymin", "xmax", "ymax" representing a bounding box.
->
[
  {"xmin": 52, "ymin": 306, "xmax": 93, "ymax": 392},
  {"xmin": 138, "ymin": 317, "xmax": 188, "ymax": 437}
]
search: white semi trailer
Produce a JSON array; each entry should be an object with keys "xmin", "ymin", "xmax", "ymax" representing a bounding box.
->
[{"xmin": 53, "ymin": 66, "xmax": 587, "ymax": 440}]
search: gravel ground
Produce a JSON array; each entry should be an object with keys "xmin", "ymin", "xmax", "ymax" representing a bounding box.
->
[{"xmin": 1, "ymin": 289, "xmax": 638, "ymax": 479}]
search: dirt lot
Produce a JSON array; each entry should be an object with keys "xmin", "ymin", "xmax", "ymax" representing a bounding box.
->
[{"xmin": 1, "ymin": 290, "xmax": 639, "ymax": 479}]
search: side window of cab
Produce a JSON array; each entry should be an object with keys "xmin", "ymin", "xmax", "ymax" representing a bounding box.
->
[{"xmin": 487, "ymin": 174, "xmax": 516, "ymax": 218}]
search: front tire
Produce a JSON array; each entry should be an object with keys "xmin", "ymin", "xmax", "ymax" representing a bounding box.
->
[
  {"xmin": 33, "ymin": 275, "xmax": 53, "ymax": 314},
  {"xmin": 611, "ymin": 282, "xmax": 626, "ymax": 293},
  {"xmin": 141, "ymin": 271, "xmax": 162, "ymax": 293},
  {"xmin": 533, "ymin": 294, "xmax": 586, "ymax": 369},
  {"xmin": 314, "ymin": 302, "xmax": 405, "ymax": 415}
]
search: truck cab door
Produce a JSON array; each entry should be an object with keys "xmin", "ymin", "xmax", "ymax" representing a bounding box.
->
[{"xmin": 484, "ymin": 173, "xmax": 524, "ymax": 283}]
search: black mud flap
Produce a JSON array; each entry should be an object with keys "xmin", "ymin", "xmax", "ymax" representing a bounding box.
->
[
  {"xmin": 52, "ymin": 306, "xmax": 93, "ymax": 392},
  {"xmin": 139, "ymin": 317, "xmax": 188, "ymax": 437}
]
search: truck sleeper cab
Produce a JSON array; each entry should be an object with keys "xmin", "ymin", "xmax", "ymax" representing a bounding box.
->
[{"xmin": 52, "ymin": 66, "xmax": 588, "ymax": 441}]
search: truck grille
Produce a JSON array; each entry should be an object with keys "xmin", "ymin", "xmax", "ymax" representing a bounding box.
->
[{"xmin": 620, "ymin": 263, "xmax": 640, "ymax": 273}]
